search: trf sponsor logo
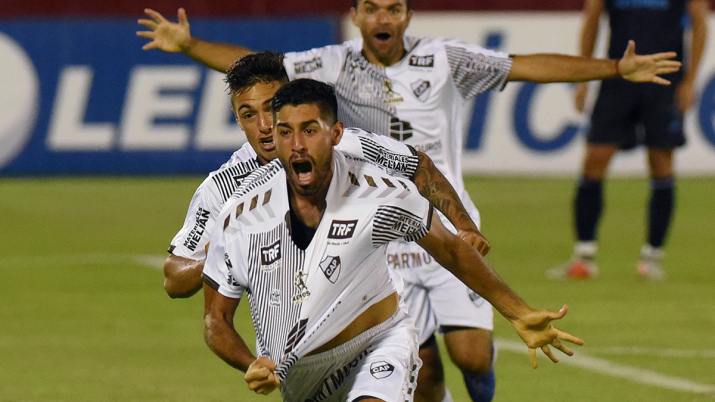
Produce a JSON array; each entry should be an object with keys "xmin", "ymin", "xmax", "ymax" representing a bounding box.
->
[
  {"xmin": 408, "ymin": 54, "xmax": 434, "ymax": 68},
  {"xmin": 260, "ymin": 240, "xmax": 281, "ymax": 272},
  {"xmin": 328, "ymin": 219, "xmax": 358, "ymax": 239}
]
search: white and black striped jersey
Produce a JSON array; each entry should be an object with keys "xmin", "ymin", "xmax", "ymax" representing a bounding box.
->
[
  {"xmin": 202, "ymin": 151, "xmax": 433, "ymax": 380},
  {"xmin": 283, "ymin": 36, "xmax": 511, "ymax": 259},
  {"xmin": 168, "ymin": 127, "xmax": 420, "ymax": 261}
]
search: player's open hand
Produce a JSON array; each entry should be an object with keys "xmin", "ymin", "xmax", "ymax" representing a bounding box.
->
[
  {"xmin": 510, "ymin": 305, "xmax": 584, "ymax": 368},
  {"xmin": 245, "ymin": 356, "xmax": 281, "ymax": 395},
  {"xmin": 137, "ymin": 8, "xmax": 191, "ymax": 53},
  {"xmin": 457, "ymin": 229, "xmax": 491, "ymax": 256},
  {"xmin": 617, "ymin": 40, "xmax": 681, "ymax": 86}
]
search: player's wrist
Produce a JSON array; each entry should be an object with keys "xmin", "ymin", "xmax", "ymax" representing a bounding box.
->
[{"xmin": 614, "ymin": 59, "xmax": 622, "ymax": 78}]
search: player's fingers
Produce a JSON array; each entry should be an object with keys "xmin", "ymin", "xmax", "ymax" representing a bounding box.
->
[
  {"xmin": 545, "ymin": 304, "xmax": 568, "ymax": 321},
  {"xmin": 137, "ymin": 19, "xmax": 157, "ymax": 30},
  {"xmin": 141, "ymin": 41, "xmax": 161, "ymax": 51},
  {"xmin": 651, "ymin": 51, "xmax": 678, "ymax": 61},
  {"xmin": 556, "ymin": 329, "xmax": 585, "ymax": 346},
  {"xmin": 528, "ymin": 347, "xmax": 538, "ymax": 369},
  {"xmin": 623, "ymin": 39, "xmax": 636, "ymax": 56},
  {"xmin": 178, "ymin": 7, "xmax": 189, "ymax": 26},
  {"xmin": 542, "ymin": 345, "xmax": 559, "ymax": 363},
  {"xmin": 655, "ymin": 67, "xmax": 681, "ymax": 76},
  {"xmin": 655, "ymin": 60, "xmax": 681, "ymax": 69},
  {"xmin": 552, "ymin": 339, "xmax": 574, "ymax": 356},
  {"xmin": 136, "ymin": 31, "xmax": 156, "ymax": 39},
  {"xmin": 245, "ymin": 367, "xmax": 270, "ymax": 382},
  {"xmin": 144, "ymin": 8, "xmax": 167, "ymax": 23},
  {"xmin": 652, "ymin": 76, "xmax": 672, "ymax": 86}
]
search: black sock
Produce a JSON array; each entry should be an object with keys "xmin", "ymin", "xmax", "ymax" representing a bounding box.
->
[
  {"xmin": 574, "ymin": 177, "xmax": 603, "ymax": 242},
  {"xmin": 648, "ymin": 177, "xmax": 675, "ymax": 248}
]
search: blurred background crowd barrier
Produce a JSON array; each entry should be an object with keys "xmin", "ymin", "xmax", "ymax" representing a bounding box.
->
[{"xmin": 2, "ymin": 0, "xmax": 714, "ymax": 176}]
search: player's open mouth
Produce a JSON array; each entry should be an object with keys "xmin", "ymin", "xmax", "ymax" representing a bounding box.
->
[
  {"xmin": 258, "ymin": 136, "xmax": 275, "ymax": 152},
  {"xmin": 291, "ymin": 159, "xmax": 314, "ymax": 185},
  {"xmin": 374, "ymin": 32, "xmax": 392, "ymax": 42}
]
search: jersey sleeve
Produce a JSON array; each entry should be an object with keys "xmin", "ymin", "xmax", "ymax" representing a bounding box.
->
[
  {"xmin": 443, "ymin": 38, "xmax": 513, "ymax": 99},
  {"xmin": 337, "ymin": 128, "xmax": 420, "ymax": 180},
  {"xmin": 282, "ymin": 44, "xmax": 346, "ymax": 85},
  {"xmin": 202, "ymin": 208, "xmax": 247, "ymax": 299},
  {"xmin": 168, "ymin": 177, "xmax": 223, "ymax": 261},
  {"xmin": 373, "ymin": 179, "xmax": 433, "ymax": 246}
]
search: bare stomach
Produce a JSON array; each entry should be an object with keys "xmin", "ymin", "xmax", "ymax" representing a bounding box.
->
[{"xmin": 308, "ymin": 292, "xmax": 398, "ymax": 355}]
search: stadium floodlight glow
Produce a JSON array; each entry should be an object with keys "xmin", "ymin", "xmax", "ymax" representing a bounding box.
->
[{"xmin": 0, "ymin": 33, "xmax": 38, "ymax": 170}]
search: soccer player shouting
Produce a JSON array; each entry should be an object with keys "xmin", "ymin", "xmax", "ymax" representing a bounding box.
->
[{"xmin": 202, "ymin": 79, "xmax": 583, "ymax": 401}]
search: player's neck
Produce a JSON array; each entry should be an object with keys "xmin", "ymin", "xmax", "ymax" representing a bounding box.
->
[
  {"xmin": 361, "ymin": 45, "xmax": 406, "ymax": 67},
  {"xmin": 286, "ymin": 171, "xmax": 332, "ymax": 229}
]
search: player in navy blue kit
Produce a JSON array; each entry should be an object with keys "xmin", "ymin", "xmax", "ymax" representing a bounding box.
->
[{"xmin": 550, "ymin": 0, "xmax": 708, "ymax": 280}]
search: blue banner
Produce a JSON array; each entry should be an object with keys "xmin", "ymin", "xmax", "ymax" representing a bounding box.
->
[{"xmin": 0, "ymin": 18, "xmax": 339, "ymax": 175}]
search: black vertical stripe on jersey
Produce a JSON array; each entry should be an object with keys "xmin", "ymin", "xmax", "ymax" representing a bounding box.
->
[{"xmin": 245, "ymin": 223, "xmax": 304, "ymax": 364}]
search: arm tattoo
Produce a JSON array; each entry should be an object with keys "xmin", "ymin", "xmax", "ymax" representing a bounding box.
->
[{"xmin": 413, "ymin": 151, "xmax": 478, "ymax": 232}]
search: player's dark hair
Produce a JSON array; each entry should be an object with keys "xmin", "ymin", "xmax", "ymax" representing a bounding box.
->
[
  {"xmin": 352, "ymin": 0, "xmax": 410, "ymax": 10},
  {"xmin": 225, "ymin": 52, "xmax": 289, "ymax": 95},
  {"xmin": 271, "ymin": 79, "xmax": 338, "ymax": 124}
]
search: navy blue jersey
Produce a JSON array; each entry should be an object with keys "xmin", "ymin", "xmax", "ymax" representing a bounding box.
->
[{"xmin": 606, "ymin": 0, "xmax": 688, "ymax": 64}]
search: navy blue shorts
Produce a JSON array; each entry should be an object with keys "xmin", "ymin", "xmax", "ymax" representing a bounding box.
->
[{"xmin": 588, "ymin": 79, "xmax": 685, "ymax": 150}]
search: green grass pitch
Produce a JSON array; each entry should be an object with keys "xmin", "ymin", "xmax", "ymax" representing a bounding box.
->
[{"xmin": 1, "ymin": 176, "xmax": 713, "ymax": 402}]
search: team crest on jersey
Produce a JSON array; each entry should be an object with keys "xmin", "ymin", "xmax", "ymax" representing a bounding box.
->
[
  {"xmin": 260, "ymin": 240, "xmax": 281, "ymax": 272},
  {"xmin": 294, "ymin": 56, "xmax": 323, "ymax": 74},
  {"xmin": 319, "ymin": 255, "xmax": 341, "ymax": 284},
  {"xmin": 328, "ymin": 220, "xmax": 358, "ymax": 240},
  {"xmin": 370, "ymin": 361, "xmax": 395, "ymax": 379},
  {"xmin": 408, "ymin": 54, "xmax": 435, "ymax": 68},
  {"xmin": 411, "ymin": 79, "xmax": 432, "ymax": 102}
]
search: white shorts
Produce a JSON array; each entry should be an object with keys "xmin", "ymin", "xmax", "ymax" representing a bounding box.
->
[
  {"xmin": 390, "ymin": 251, "xmax": 494, "ymax": 345},
  {"xmin": 282, "ymin": 310, "xmax": 422, "ymax": 401}
]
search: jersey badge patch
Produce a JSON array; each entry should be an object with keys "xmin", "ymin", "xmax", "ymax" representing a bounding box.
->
[
  {"xmin": 411, "ymin": 79, "xmax": 431, "ymax": 102},
  {"xmin": 319, "ymin": 255, "xmax": 341, "ymax": 284},
  {"xmin": 292, "ymin": 270, "xmax": 311, "ymax": 304}
]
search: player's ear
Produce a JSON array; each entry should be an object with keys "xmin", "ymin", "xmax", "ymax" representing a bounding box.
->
[
  {"xmin": 350, "ymin": 4, "xmax": 358, "ymax": 26},
  {"xmin": 331, "ymin": 121, "xmax": 344, "ymax": 146}
]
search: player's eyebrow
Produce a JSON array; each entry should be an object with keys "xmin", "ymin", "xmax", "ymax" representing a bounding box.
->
[
  {"xmin": 237, "ymin": 104, "xmax": 255, "ymax": 112},
  {"xmin": 299, "ymin": 120, "xmax": 321, "ymax": 130},
  {"xmin": 275, "ymin": 119, "xmax": 321, "ymax": 131}
]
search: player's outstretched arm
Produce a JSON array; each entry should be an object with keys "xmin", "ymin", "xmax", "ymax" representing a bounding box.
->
[
  {"xmin": 202, "ymin": 283, "xmax": 256, "ymax": 372},
  {"xmin": 412, "ymin": 151, "xmax": 490, "ymax": 255},
  {"xmin": 677, "ymin": 0, "xmax": 709, "ymax": 112},
  {"xmin": 508, "ymin": 42, "xmax": 681, "ymax": 86},
  {"xmin": 416, "ymin": 216, "xmax": 583, "ymax": 367},
  {"xmin": 162, "ymin": 254, "xmax": 204, "ymax": 298},
  {"xmin": 137, "ymin": 7, "xmax": 253, "ymax": 72}
]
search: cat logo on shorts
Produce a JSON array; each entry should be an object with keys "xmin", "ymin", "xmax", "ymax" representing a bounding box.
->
[{"xmin": 370, "ymin": 361, "xmax": 395, "ymax": 379}]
